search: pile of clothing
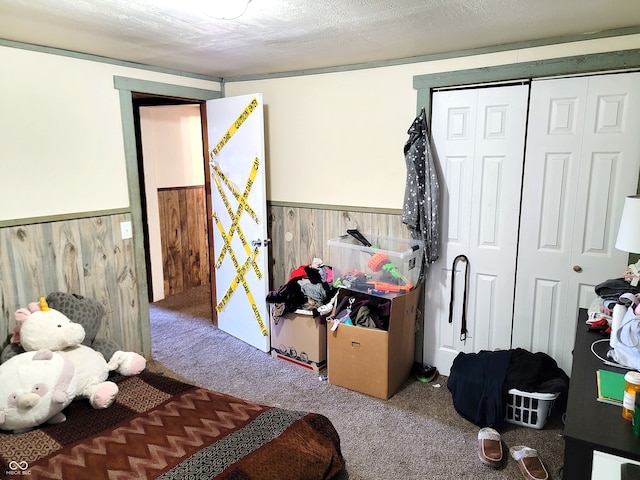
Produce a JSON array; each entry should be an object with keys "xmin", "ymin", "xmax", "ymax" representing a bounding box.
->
[
  {"xmin": 328, "ymin": 292, "xmax": 392, "ymax": 330},
  {"xmin": 266, "ymin": 258, "xmax": 337, "ymax": 321},
  {"xmin": 581, "ymin": 277, "xmax": 640, "ymax": 334},
  {"xmin": 447, "ymin": 348, "xmax": 570, "ymax": 430}
]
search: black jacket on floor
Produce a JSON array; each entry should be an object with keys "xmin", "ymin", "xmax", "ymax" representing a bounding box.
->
[
  {"xmin": 447, "ymin": 348, "xmax": 569, "ymax": 430},
  {"xmin": 447, "ymin": 349, "xmax": 513, "ymax": 429}
]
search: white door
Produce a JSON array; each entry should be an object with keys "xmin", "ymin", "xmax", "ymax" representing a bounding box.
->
[
  {"xmin": 512, "ymin": 72, "xmax": 640, "ymax": 374},
  {"xmin": 206, "ymin": 94, "xmax": 270, "ymax": 352},
  {"xmin": 424, "ymin": 84, "xmax": 529, "ymax": 375}
]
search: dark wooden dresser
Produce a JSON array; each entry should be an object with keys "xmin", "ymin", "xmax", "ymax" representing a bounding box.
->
[{"xmin": 563, "ymin": 309, "xmax": 640, "ymax": 479}]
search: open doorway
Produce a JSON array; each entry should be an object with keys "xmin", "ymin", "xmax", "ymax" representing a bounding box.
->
[
  {"xmin": 114, "ymin": 78, "xmax": 222, "ymax": 357},
  {"xmin": 132, "ymin": 95, "xmax": 212, "ymax": 303}
]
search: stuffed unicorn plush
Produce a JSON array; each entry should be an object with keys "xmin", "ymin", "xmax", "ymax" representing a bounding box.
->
[
  {"xmin": 0, "ymin": 349, "xmax": 77, "ymax": 433},
  {"xmin": 11, "ymin": 298, "xmax": 130, "ymax": 409}
]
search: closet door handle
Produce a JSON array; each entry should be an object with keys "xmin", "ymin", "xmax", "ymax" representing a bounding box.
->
[{"xmin": 573, "ymin": 265, "xmax": 583, "ymax": 273}]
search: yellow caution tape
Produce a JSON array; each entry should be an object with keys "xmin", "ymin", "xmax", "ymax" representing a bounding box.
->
[
  {"xmin": 212, "ymin": 158, "xmax": 262, "ymax": 274},
  {"xmin": 212, "ymin": 212, "xmax": 268, "ymax": 336},
  {"xmin": 210, "ymin": 161, "xmax": 259, "ymax": 223},
  {"xmin": 210, "ymin": 97, "xmax": 259, "ymax": 158}
]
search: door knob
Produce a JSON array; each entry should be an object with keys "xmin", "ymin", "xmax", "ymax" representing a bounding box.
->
[
  {"xmin": 573, "ymin": 265, "xmax": 583, "ymax": 272},
  {"xmin": 251, "ymin": 238, "xmax": 271, "ymax": 247}
]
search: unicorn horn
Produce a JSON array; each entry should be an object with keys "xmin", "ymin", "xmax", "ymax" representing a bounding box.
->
[{"xmin": 39, "ymin": 297, "xmax": 50, "ymax": 311}]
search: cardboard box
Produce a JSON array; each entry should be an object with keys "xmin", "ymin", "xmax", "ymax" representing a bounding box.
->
[
  {"xmin": 327, "ymin": 286, "xmax": 420, "ymax": 399},
  {"xmin": 270, "ymin": 310, "xmax": 327, "ymax": 373},
  {"xmin": 328, "ymin": 233, "xmax": 423, "ymax": 298}
]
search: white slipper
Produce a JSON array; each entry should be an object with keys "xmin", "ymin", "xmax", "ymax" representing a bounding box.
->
[
  {"xmin": 477, "ymin": 427, "xmax": 503, "ymax": 468},
  {"xmin": 510, "ymin": 446, "xmax": 549, "ymax": 480}
]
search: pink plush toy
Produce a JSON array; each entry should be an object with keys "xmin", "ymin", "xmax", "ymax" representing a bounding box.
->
[
  {"xmin": 0, "ymin": 349, "xmax": 77, "ymax": 433},
  {"xmin": 11, "ymin": 298, "xmax": 138, "ymax": 409}
]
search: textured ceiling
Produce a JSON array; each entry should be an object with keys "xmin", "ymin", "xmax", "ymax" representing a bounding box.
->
[{"xmin": 0, "ymin": 0, "xmax": 639, "ymax": 79}]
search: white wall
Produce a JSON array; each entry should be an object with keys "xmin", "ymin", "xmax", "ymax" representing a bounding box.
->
[
  {"xmin": 225, "ymin": 34, "xmax": 640, "ymax": 210},
  {"xmin": 0, "ymin": 46, "xmax": 219, "ymax": 221},
  {"xmin": 139, "ymin": 104, "xmax": 205, "ymax": 301},
  {"xmin": 142, "ymin": 105, "xmax": 205, "ymax": 189},
  {"xmin": 2, "ymin": 35, "xmax": 639, "ymax": 221}
]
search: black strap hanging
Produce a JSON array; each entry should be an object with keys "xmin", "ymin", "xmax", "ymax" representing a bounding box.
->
[{"xmin": 448, "ymin": 255, "xmax": 470, "ymax": 342}]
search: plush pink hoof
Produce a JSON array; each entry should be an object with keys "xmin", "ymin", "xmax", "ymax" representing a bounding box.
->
[{"xmin": 91, "ymin": 382, "xmax": 118, "ymax": 409}]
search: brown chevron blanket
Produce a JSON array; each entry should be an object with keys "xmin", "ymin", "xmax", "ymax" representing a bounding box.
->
[{"xmin": 0, "ymin": 371, "xmax": 345, "ymax": 480}]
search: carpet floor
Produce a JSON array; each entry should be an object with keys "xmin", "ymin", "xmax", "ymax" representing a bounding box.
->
[{"xmin": 149, "ymin": 285, "xmax": 566, "ymax": 480}]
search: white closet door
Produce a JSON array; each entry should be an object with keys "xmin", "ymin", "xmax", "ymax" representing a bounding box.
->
[
  {"xmin": 512, "ymin": 72, "xmax": 640, "ymax": 374},
  {"xmin": 424, "ymin": 84, "xmax": 529, "ymax": 375}
]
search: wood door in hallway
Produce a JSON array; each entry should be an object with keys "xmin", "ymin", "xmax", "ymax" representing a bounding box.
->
[{"xmin": 158, "ymin": 185, "xmax": 210, "ymax": 296}]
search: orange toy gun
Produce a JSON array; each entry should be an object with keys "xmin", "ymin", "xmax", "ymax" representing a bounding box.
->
[
  {"xmin": 368, "ymin": 281, "xmax": 413, "ymax": 293},
  {"xmin": 360, "ymin": 281, "xmax": 413, "ymax": 295}
]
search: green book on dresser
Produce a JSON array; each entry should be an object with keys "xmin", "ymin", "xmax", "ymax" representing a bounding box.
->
[{"xmin": 597, "ymin": 369, "xmax": 625, "ymax": 406}]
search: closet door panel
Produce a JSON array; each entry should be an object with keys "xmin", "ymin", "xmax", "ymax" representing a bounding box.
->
[
  {"xmin": 472, "ymin": 273, "xmax": 498, "ymax": 348},
  {"xmin": 581, "ymin": 153, "xmax": 615, "ymax": 252},
  {"xmin": 531, "ymin": 279, "xmax": 558, "ymax": 351},
  {"xmin": 565, "ymin": 73, "xmax": 640, "ymax": 371},
  {"xmin": 425, "ymin": 89, "xmax": 478, "ymax": 374},
  {"xmin": 512, "ymin": 78, "xmax": 587, "ymax": 370},
  {"xmin": 424, "ymin": 84, "xmax": 529, "ymax": 375},
  {"xmin": 537, "ymin": 154, "xmax": 569, "ymax": 248},
  {"xmin": 446, "ymin": 155, "xmax": 472, "ymax": 244},
  {"xmin": 469, "ymin": 86, "xmax": 529, "ymax": 352},
  {"xmin": 513, "ymin": 72, "xmax": 640, "ymax": 374}
]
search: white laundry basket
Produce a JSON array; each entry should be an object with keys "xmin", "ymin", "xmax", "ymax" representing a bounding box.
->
[{"xmin": 504, "ymin": 388, "xmax": 559, "ymax": 429}]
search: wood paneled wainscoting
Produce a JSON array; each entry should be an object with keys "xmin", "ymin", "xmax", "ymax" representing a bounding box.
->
[
  {"xmin": 266, "ymin": 203, "xmax": 409, "ymax": 289},
  {"xmin": 0, "ymin": 213, "xmax": 141, "ymax": 354},
  {"xmin": 158, "ymin": 186, "xmax": 210, "ymax": 296},
  {"xmin": 0, "ymin": 205, "xmax": 413, "ymax": 360}
]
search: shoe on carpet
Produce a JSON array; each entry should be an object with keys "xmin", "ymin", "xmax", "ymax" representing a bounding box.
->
[
  {"xmin": 412, "ymin": 363, "xmax": 438, "ymax": 383},
  {"xmin": 510, "ymin": 446, "xmax": 549, "ymax": 480},
  {"xmin": 477, "ymin": 427, "xmax": 503, "ymax": 468}
]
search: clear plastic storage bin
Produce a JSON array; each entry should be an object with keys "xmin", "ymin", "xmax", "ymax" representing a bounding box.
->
[
  {"xmin": 504, "ymin": 388, "xmax": 559, "ymax": 429},
  {"xmin": 328, "ymin": 232, "xmax": 423, "ymax": 298}
]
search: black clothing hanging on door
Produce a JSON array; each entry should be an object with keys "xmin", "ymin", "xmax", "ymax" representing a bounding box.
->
[{"xmin": 402, "ymin": 108, "xmax": 440, "ymax": 268}]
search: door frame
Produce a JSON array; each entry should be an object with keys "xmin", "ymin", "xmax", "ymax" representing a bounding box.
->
[
  {"xmin": 114, "ymin": 77, "xmax": 222, "ymax": 356},
  {"xmin": 413, "ymin": 48, "xmax": 640, "ymax": 362},
  {"xmin": 133, "ymin": 97, "xmax": 206, "ymax": 302},
  {"xmin": 414, "ymin": 49, "xmax": 640, "ymax": 118}
]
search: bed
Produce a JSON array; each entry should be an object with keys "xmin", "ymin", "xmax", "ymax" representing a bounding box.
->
[{"xmin": 0, "ymin": 371, "xmax": 345, "ymax": 479}]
